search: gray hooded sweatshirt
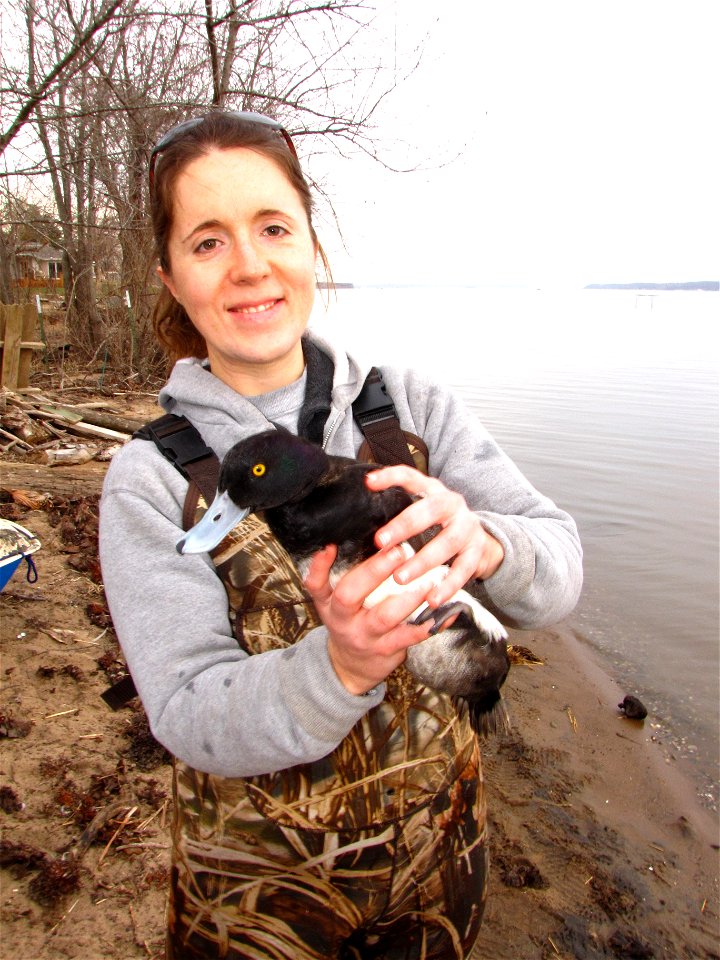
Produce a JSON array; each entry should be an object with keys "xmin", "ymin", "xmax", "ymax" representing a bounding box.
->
[{"xmin": 99, "ymin": 331, "xmax": 582, "ymax": 778}]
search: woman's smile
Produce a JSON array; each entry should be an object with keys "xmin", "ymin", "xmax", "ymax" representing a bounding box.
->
[
  {"xmin": 158, "ymin": 147, "xmax": 318, "ymax": 394},
  {"xmin": 228, "ymin": 298, "xmax": 283, "ymax": 316}
]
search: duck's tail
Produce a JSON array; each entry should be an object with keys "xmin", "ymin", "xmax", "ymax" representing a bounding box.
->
[{"xmin": 454, "ymin": 690, "xmax": 512, "ymax": 739}]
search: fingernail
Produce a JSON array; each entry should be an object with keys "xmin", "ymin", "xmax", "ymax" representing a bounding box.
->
[
  {"xmin": 377, "ymin": 531, "xmax": 389, "ymax": 547},
  {"xmin": 396, "ymin": 568, "xmax": 408, "ymax": 584}
]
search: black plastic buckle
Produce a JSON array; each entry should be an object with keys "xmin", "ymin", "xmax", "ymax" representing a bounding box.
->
[
  {"xmin": 352, "ymin": 371, "xmax": 397, "ymax": 427},
  {"xmin": 134, "ymin": 414, "xmax": 214, "ymax": 479}
]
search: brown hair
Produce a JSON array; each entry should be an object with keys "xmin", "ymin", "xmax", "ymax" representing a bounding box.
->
[{"xmin": 150, "ymin": 112, "xmax": 326, "ymax": 364}]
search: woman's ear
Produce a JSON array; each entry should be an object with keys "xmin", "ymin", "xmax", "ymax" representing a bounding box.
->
[{"xmin": 157, "ymin": 263, "xmax": 180, "ymax": 304}]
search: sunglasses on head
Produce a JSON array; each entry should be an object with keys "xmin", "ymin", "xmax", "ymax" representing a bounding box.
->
[{"xmin": 148, "ymin": 111, "xmax": 298, "ymax": 193}]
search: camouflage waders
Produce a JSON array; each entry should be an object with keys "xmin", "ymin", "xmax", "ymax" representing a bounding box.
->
[{"xmin": 167, "ymin": 512, "xmax": 488, "ymax": 959}]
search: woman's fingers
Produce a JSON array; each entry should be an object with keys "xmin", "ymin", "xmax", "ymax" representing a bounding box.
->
[
  {"xmin": 367, "ymin": 467, "xmax": 461, "ymax": 547},
  {"xmin": 304, "ymin": 542, "xmax": 432, "ymax": 631},
  {"xmin": 303, "ymin": 541, "xmax": 437, "ymax": 695},
  {"xmin": 329, "ymin": 544, "xmax": 412, "ymax": 611},
  {"xmin": 365, "ymin": 464, "xmax": 429, "ymax": 498},
  {"xmin": 366, "ymin": 465, "xmax": 505, "ymax": 603},
  {"xmin": 303, "ymin": 545, "xmax": 337, "ymax": 604},
  {"xmin": 363, "ymin": 576, "xmax": 435, "ymax": 642}
]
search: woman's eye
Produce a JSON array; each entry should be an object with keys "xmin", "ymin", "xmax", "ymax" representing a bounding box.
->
[
  {"xmin": 195, "ymin": 238, "xmax": 219, "ymax": 253},
  {"xmin": 264, "ymin": 224, "xmax": 287, "ymax": 238}
]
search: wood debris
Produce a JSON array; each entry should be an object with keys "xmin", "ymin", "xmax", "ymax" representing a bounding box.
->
[
  {"xmin": 566, "ymin": 706, "xmax": 578, "ymax": 733},
  {"xmin": 0, "ymin": 388, "xmax": 145, "ymax": 466},
  {"xmin": 6, "ymin": 488, "xmax": 51, "ymax": 509}
]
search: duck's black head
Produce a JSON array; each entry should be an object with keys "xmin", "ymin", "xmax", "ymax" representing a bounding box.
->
[
  {"xmin": 178, "ymin": 429, "xmax": 331, "ymax": 555},
  {"xmin": 219, "ymin": 429, "xmax": 329, "ymax": 511}
]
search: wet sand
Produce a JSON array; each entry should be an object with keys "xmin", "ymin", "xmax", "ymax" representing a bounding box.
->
[{"xmin": 474, "ymin": 625, "xmax": 719, "ymax": 960}]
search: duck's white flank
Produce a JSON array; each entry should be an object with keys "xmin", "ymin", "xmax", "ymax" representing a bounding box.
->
[{"xmin": 318, "ymin": 541, "xmax": 507, "ymax": 642}]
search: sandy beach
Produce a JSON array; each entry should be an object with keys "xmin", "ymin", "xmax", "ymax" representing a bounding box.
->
[{"xmin": 1, "ymin": 460, "xmax": 718, "ymax": 959}]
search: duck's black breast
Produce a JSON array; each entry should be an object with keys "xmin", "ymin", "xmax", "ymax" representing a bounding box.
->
[{"xmin": 265, "ymin": 458, "xmax": 413, "ymax": 563}]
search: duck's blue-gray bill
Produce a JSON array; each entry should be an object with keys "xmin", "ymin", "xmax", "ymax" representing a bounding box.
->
[{"xmin": 177, "ymin": 491, "xmax": 250, "ymax": 554}]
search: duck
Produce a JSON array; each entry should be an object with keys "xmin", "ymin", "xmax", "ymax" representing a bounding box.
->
[{"xmin": 177, "ymin": 428, "xmax": 511, "ymax": 736}]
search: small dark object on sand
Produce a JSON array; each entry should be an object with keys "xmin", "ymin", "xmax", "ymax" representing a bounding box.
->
[
  {"xmin": 28, "ymin": 856, "xmax": 81, "ymax": 905},
  {"xmin": 618, "ymin": 695, "xmax": 648, "ymax": 720},
  {"xmin": 0, "ymin": 785, "xmax": 24, "ymax": 813},
  {"xmin": 501, "ymin": 855, "xmax": 546, "ymax": 889},
  {"xmin": 608, "ymin": 927, "xmax": 655, "ymax": 958}
]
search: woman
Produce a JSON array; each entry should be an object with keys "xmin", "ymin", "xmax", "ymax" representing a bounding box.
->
[{"xmin": 100, "ymin": 111, "xmax": 582, "ymax": 959}]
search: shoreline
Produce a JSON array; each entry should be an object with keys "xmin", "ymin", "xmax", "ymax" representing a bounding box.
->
[
  {"xmin": 473, "ymin": 623, "xmax": 719, "ymax": 959},
  {"xmin": 560, "ymin": 617, "xmax": 719, "ymax": 817}
]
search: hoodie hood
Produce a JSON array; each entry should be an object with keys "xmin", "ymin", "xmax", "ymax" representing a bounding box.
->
[{"xmin": 157, "ymin": 329, "xmax": 370, "ymax": 461}]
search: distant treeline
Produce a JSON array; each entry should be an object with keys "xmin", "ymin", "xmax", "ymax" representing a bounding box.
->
[{"xmin": 585, "ymin": 281, "xmax": 719, "ymax": 291}]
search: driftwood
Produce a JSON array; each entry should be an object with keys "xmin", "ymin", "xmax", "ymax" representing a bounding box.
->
[
  {"xmin": 10, "ymin": 397, "xmax": 145, "ymax": 435},
  {"xmin": 30, "ymin": 403, "xmax": 144, "ymax": 435},
  {"xmin": 60, "ymin": 421, "xmax": 129, "ymax": 442},
  {"xmin": 0, "ymin": 461, "xmax": 108, "ymax": 497},
  {"xmin": 0, "ymin": 388, "xmax": 148, "ymax": 497},
  {"xmin": 67, "ymin": 407, "xmax": 144, "ymax": 434}
]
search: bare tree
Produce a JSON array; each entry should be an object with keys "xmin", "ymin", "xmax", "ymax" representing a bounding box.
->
[
  {"xmin": 0, "ymin": 0, "xmax": 127, "ymax": 155},
  {"xmin": 1, "ymin": 0, "xmax": 414, "ymax": 374},
  {"xmin": 26, "ymin": 1, "xmax": 117, "ymax": 349}
]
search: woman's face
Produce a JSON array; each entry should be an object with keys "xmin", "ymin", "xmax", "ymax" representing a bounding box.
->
[{"xmin": 158, "ymin": 147, "xmax": 318, "ymax": 394}]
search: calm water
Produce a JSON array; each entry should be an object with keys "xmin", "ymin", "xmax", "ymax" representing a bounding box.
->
[{"xmin": 310, "ymin": 286, "xmax": 720, "ymax": 806}]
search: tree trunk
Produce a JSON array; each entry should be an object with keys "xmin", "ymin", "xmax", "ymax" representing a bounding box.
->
[
  {"xmin": 0, "ymin": 230, "xmax": 14, "ymax": 304},
  {"xmin": 0, "ymin": 460, "xmax": 107, "ymax": 497}
]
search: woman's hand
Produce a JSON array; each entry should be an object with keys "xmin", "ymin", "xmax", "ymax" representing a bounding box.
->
[
  {"xmin": 304, "ymin": 543, "xmax": 435, "ymax": 696},
  {"xmin": 365, "ymin": 465, "xmax": 505, "ymax": 607}
]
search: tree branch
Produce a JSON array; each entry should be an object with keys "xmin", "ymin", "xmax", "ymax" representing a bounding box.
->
[
  {"xmin": 204, "ymin": 0, "xmax": 221, "ymax": 106},
  {"xmin": 0, "ymin": 0, "xmax": 127, "ymax": 155}
]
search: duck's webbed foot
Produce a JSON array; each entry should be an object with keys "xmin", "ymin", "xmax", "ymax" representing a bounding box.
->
[
  {"xmin": 413, "ymin": 601, "xmax": 471, "ymax": 635},
  {"xmin": 413, "ymin": 589, "xmax": 507, "ymax": 642}
]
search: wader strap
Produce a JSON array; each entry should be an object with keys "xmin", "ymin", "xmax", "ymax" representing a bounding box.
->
[
  {"xmin": 105, "ymin": 368, "xmax": 415, "ymax": 709},
  {"xmin": 352, "ymin": 367, "xmax": 417, "ymax": 469}
]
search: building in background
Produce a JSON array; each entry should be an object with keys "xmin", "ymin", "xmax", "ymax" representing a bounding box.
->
[{"xmin": 13, "ymin": 242, "xmax": 64, "ymax": 287}]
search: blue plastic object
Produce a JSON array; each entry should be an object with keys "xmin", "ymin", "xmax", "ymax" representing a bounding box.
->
[
  {"xmin": 0, "ymin": 555, "xmax": 23, "ymax": 592},
  {"xmin": 0, "ymin": 519, "xmax": 41, "ymax": 592}
]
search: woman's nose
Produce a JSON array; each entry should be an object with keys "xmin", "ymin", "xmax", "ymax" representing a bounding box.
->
[{"xmin": 229, "ymin": 237, "xmax": 270, "ymax": 283}]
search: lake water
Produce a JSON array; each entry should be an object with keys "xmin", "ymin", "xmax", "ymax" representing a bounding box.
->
[{"xmin": 310, "ymin": 286, "xmax": 720, "ymax": 808}]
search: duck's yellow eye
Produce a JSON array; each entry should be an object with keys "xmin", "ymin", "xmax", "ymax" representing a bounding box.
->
[{"xmin": 252, "ymin": 463, "xmax": 266, "ymax": 477}]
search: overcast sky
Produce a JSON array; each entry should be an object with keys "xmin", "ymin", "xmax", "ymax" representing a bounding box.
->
[{"xmin": 314, "ymin": 0, "xmax": 719, "ymax": 287}]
